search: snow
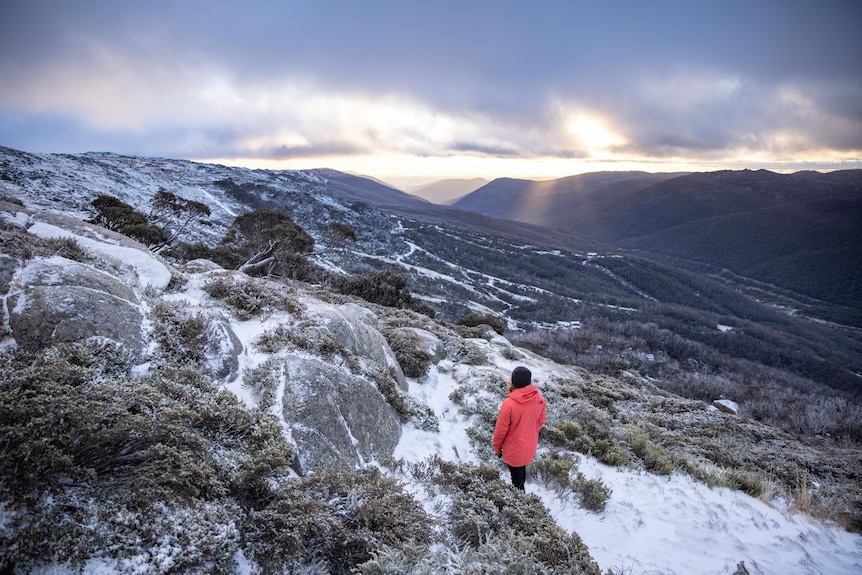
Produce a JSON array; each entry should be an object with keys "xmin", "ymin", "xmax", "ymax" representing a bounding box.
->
[
  {"xmin": 26, "ymin": 222, "xmax": 171, "ymax": 290},
  {"xmin": 393, "ymin": 358, "xmax": 862, "ymax": 575}
]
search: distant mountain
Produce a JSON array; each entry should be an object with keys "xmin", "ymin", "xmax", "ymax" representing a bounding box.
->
[
  {"xmin": 302, "ymin": 168, "xmax": 431, "ymax": 209},
  {"xmin": 454, "ymin": 169, "xmax": 862, "ymax": 321},
  {"xmin": 452, "ymin": 172, "xmax": 679, "ymax": 225},
  {"xmin": 407, "ymin": 177, "xmax": 489, "ymax": 204}
]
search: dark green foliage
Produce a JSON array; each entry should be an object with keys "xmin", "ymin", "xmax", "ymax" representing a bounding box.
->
[
  {"xmin": 89, "ymin": 194, "xmax": 147, "ymax": 231},
  {"xmin": 337, "ymin": 270, "xmax": 434, "ymax": 316},
  {"xmin": 321, "ymin": 221, "xmax": 357, "ymax": 252},
  {"xmin": 224, "ymin": 208, "xmax": 314, "ymax": 257},
  {"xmin": 148, "ymin": 189, "xmax": 211, "ymax": 249},
  {"xmin": 458, "ymin": 312, "xmax": 506, "ymax": 335},
  {"xmin": 89, "ymin": 194, "xmax": 167, "ymax": 247}
]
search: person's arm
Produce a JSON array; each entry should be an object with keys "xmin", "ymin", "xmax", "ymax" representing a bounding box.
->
[
  {"xmin": 538, "ymin": 397, "xmax": 547, "ymax": 429},
  {"xmin": 492, "ymin": 400, "xmax": 511, "ymax": 455}
]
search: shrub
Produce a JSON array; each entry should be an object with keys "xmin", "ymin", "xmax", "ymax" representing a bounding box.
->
[
  {"xmin": 385, "ymin": 328, "xmax": 433, "ymax": 378},
  {"xmin": 722, "ymin": 469, "xmax": 766, "ymax": 498},
  {"xmin": 242, "ymin": 357, "xmax": 282, "ymax": 410},
  {"xmin": 337, "ymin": 270, "xmax": 434, "ymax": 316},
  {"xmin": 0, "ymin": 349, "xmax": 293, "ymax": 572},
  {"xmin": 43, "ymin": 236, "xmax": 88, "ymax": 262},
  {"xmin": 501, "ymin": 346, "xmax": 522, "ymax": 360},
  {"xmin": 364, "ymin": 457, "xmax": 602, "ymax": 574},
  {"xmin": 451, "ymin": 341, "xmax": 488, "ymax": 365},
  {"xmin": 457, "ymin": 312, "xmax": 506, "ymax": 335},
  {"xmin": 245, "ymin": 467, "xmax": 432, "ymax": 575},
  {"xmin": 628, "ymin": 426, "xmax": 675, "ymax": 475},
  {"xmin": 254, "ymin": 322, "xmax": 294, "ymax": 354},
  {"xmin": 369, "ymin": 370, "xmax": 411, "ymax": 423},
  {"xmin": 359, "ymin": 525, "xmax": 601, "ymax": 575},
  {"xmin": 203, "ymin": 274, "xmax": 299, "ymax": 320},
  {"xmin": 573, "ymin": 473, "xmax": 612, "ymax": 512},
  {"xmin": 533, "ymin": 452, "xmax": 575, "ymax": 492},
  {"xmin": 151, "ymin": 299, "xmax": 218, "ymax": 366}
]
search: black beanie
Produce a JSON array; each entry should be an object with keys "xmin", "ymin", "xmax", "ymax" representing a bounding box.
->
[{"xmin": 512, "ymin": 366, "xmax": 532, "ymax": 388}]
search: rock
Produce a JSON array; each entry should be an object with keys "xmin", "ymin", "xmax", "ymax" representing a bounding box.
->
[
  {"xmin": 731, "ymin": 561, "xmax": 750, "ymax": 575},
  {"xmin": 8, "ymin": 257, "xmax": 144, "ymax": 355},
  {"xmin": 713, "ymin": 398, "xmax": 740, "ymax": 415},
  {"xmin": 397, "ymin": 327, "xmax": 446, "ymax": 364},
  {"xmin": 306, "ymin": 301, "xmax": 407, "ymax": 390},
  {"xmin": 206, "ymin": 311, "xmax": 243, "ymax": 380},
  {"xmin": 21, "ymin": 256, "xmax": 138, "ymax": 303},
  {"xmin": 185, "ymin": 258, "xmax": 223, "ymax": 271},
  {"xmin": 281, "ymin": 356, "xmax": 401, "ymax": 473}
]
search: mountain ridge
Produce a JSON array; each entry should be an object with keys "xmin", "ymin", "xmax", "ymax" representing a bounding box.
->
[{"xmin": 453, "ymin": 168, "xmax": 862, "ymax": 323}]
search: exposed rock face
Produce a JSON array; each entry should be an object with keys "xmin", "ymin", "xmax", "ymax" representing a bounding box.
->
[
  {"xmin": 205, "ymin": 310, "xmax": 243, "ymax": 380},
  {"xmin": 7, "ymin": 256, "xmax": 144, "ymax": 355},
  {"xmin": 281, "ymin": 356, "xmax": 401, "ymax": 473},
  {"xmin": 305, "ymin": 300, "xmax": 407, "ymax": 390},
  {"xmin": 713, "ymin": 398, "xmax": 740, "ymax": 415}
]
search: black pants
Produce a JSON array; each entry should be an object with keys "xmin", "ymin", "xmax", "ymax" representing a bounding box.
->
[{"xmin": 507, "ymin": 464, "xmax": 526, "ymax": 491}]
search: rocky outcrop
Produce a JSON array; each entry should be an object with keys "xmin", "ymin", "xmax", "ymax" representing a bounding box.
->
[
  {"xmin": 7, "ymin": 256, "xmax": 144, "ymax": 355},
  {"xmin": 304, "ymin": 300, "xmax": 407, "ymax": 390},
  {"xmin": 713, "ymin": 398, "xmax": 740, "ymax": 415},
  {"xmin": 281, "ymin": 356, "xmax": 401, "ymax": 473}
]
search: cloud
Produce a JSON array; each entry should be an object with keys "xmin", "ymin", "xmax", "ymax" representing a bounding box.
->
[{"xmin": 1, "ymin": 0, "xmax": 860, "ymax": 175}]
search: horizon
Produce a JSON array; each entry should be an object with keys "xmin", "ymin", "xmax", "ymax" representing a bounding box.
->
[{"xmin": 2, "ymin": 1, "xmax": 860, "ymax": 186}]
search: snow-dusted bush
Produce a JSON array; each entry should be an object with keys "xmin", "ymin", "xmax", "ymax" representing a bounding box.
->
[
  {"xmin": 532, "ymin": 452, "xmax": 612, "ymax": 512},
  {"xmin": 456, "ymin": 312, "xmax": 506, "ymax": 335},
  {"xmin": 359, "ymin": 525, "xmax": 600, "ymax": 575},
  {"xmin": 385, "ymin": 328, "xmax": 433, "ymax": 378},
  {"xmin": 242, "ymin": 356, "xmax": 282, "ymax": 410},
  {"xmin": 203, "ymin": 273, "xmax": 300, "ymax": 320},
  {"xmin": 451, "ymin": 340, "xmax": 488, "ymax": 365},
  {"xmin": 151, "ymin": 299, "xmax": 219, "ymax": 366},
  {"xmin": 244, "ymin": 467, "xmax": 432, "ymax": 575},
  {"xmin": 254, "ymin": 322, "xmax": 294, "ymax": 354},
  {"xmin": 0, "ymin": 348, "xmax": 293, "ymax": 572},
  {"xmin": 628, "ymin": 425, "xmax": 675, "ymax": 475}
]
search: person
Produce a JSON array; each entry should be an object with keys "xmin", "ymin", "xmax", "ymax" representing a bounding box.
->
[{"xmin": 492, "ymin": 366, "xmax": 547, "ymax": 490}]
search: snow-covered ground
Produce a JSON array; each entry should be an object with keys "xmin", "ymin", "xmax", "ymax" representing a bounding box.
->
[{"xmin": 395, "ymin": 363, "xmax": 862, "ymax": 575}]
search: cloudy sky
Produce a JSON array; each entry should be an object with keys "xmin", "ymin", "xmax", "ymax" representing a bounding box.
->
[{"xmin": 1, "ymin": 1, "xmax": 860, "ymax": 185}]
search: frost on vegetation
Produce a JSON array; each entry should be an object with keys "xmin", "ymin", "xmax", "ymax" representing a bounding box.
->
[
  {"xmin": 151, "ymin": 299, "xmax": 220, "ymax": 367},
  {"xmin": 0, "ymin": 349, "xmax": 296, "ymax": 573},
  {"xmin": 373, "ymin": 456, "xmax": 602, "ymax": 575},
  {"xmin": 202, "ymin": 273, "xmax": 299, "ymax": 320},
  {"xmin": 384, "ymin": 327, "xmax": 434, "ymax": 379},
  {"xmin": 242, "ymin": 356, "xmax": 283, "ymax": 411}
]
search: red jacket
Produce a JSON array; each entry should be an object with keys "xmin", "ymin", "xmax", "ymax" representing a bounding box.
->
[{"xmin": 493, "ymin": 385, "xmax": 547, "ymax": 467}]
